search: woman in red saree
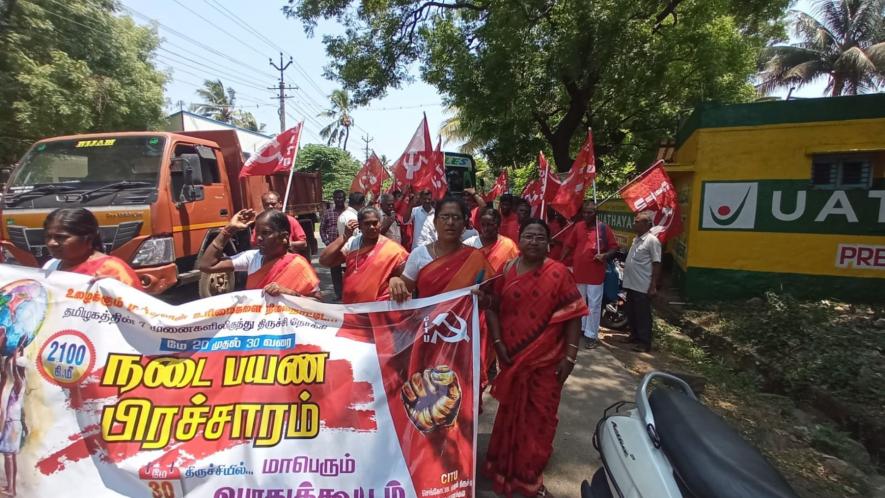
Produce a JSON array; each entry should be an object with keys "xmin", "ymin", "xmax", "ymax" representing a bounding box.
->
[
  {"xmin": 389, "ymin": 196, "xmax": 492, "ymax": 301},
  {"xmin": 319, "ymin": 207, "xmax": 408, "ymax": 303},
  {"xmin": 464, "ymin": 207, "xmax": 519, "ymax": 273},
  {"xmin": 199, "ymin": 209, "xmax": 321, "ymax": 298},
  {"xmin": 483, "ymin": 219, "xmax": 588, "ymax": 498},
  {"xmin": 42, "ymin": 208, "xmax": 143, "ymax": 289}
]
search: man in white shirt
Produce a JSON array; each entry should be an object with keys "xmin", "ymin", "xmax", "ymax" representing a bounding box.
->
[
  {"xmin": 622, "ymin": 210, "xmax": 662, "ymax": 353},
  {"xmin": 405, "ymin": 189, "xmax": 434, "ymax": 251},
  {"xmin": 337, "ymin": 192, "xmax": 365, "ymax": 237}
]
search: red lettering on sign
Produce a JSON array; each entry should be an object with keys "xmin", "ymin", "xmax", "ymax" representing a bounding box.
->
[{"xmin": 836, "ymin": 244, "xmax": 885, "ymax": 270}]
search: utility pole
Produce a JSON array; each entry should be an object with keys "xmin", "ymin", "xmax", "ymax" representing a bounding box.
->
[
  {"xmin": 361, "ymin": 134, "xmax": 374, "ymax": 162},
  {"xmin": 268, "ymin": 52, "xmax": 298, "ymax": 133}
]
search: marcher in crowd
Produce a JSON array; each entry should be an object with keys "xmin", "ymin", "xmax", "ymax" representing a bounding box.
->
[
  {"xmin": 389, "ymin": 196, "xmax": 492, "ymax": 301},
  {"xmin": 338, "ymin": 192, "xmax": 365, "ymax": 237},
  {"xmin": 515, "ymin": 198, "xmax": 532, "ymax": 229},
  {"xmin": 252, "ymin": 191, "xmax": 307, "ymax": 254},
  {"xmin": 561, "ymin": 201, "xmax": 619, "ymax": 349},
  {"xmin": 622, "ymin": 211, "xmax": 662, "ymax": 353},
  {"xmin": 498, "ymin": 194, "xmax": 519, "ymax": 242},
  {"xmin": 198, "ymin": 209, "xmax": 321, "ymax": 299},
  {"xmin": 464, "ymin": 188, "xmax": 486, "ymax": 228},
  {"xmin": 404, "ymin": 189, "xmax": 434, "ymax": 251},
  {"xmin": 377, "ymin": 193, "xmax": 403, "ymax": 245},
  {"xmin": 42, "ymin": 208, "xmax": 143, "ymax": 289},
  {"xmin": 415, "ymin": 209, "xmax": 479, "ymax": 248},
  {"xmin": 321, "ymin": 190, "xmax": 347, "ymax": 299},
  {"xmin": 483, "ymin": 219, "xmax": 587, "ymax": 498},
  {"xmin": 464, "ymin": 207, "xmax": 519, "ymax": 273},
  {"xmin": 319, "ymin": 207, "xmax": 408, "ymax": 303},
  {"xmin": 546, "ymin": 208, "xmax": 571, "ymax": 262}
]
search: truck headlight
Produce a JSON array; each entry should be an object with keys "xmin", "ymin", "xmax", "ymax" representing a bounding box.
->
[{"xmin": 131, "ymin": 237, "xmax": 175, "ymax": 267}]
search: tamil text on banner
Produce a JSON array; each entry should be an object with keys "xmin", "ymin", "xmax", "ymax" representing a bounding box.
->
[
  {"xmin": 618, "ymin": 160, "xmax": 684, "ymax": 243},
  {"xmin": 0, "ymin": 265, "xmax": 479, "ymax": 498}
]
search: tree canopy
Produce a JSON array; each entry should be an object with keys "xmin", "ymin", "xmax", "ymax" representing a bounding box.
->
[
  {"xmin": 758, "ymin": 0, "xmax": 885, "ymax": 96},
  {"xmin": 284, "ymin": 0, "xmax": 789, "ymax": 174},
  {"xmin": 0, "ymin": 0, "xmax": 167, "ymax": 164},
  {"xmin": 191, "ymin": 79, "xmax": 266, "ymax": 132},
  {"xmin": 294, "ymin": 143, "xmax": 361, "ymax": 195}
]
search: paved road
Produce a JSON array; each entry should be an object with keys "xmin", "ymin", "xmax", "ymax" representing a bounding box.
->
[{"xmin": 164, "ymin": 244, "xmax": 639, "ymax": 498}]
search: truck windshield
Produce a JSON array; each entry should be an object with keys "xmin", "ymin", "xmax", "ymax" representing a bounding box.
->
[{"xmin": 8, "ymin": 136, "xmax": 165, "ymax": 188}]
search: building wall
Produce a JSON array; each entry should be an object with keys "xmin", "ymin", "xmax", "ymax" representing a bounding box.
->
[{"xmin": 677, "ymin": 116, "xmax": 885, "ymax": 300}]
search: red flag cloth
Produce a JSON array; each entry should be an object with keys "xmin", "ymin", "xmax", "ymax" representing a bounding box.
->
[
  {"xmin": 350, "ymin": 153, "xmax": 387, "ymax": 197},
  {"xmin": 618, "ymin": 160, "xmax": 683, "ymax": 243},
  {"xmin": 522, "ymin": 179, "xmax": 544, "ymax": 218},
  {"xmin": 428, "ymin": 135, "xmax": 448, "ymax": 200},
  {"xmin": 549, "ymin": 130, "xmax": 596, "ymax": 218},
  {"xmin": 391, "ymin": 115, "xmax": 439, "ymax": 194},
  {"xmin": 484, "ymin": 170, "xmax": 508, "ymax": 202},
  {"xmin": 239, "ymin": 122, "xmax": 302, "ymax": 178},
  {"xmin": 539, "ymin": 152, "xmax": 561, "ymax": 203}
]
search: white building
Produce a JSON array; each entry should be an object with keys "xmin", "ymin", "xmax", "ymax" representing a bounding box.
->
[{"xmin": 163, "ymin": 110, "xmax": 272, "ymax": 156}]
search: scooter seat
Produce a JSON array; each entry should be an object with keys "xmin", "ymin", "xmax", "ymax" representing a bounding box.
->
[{"xmin": 649, "ymin": 388, "xmax": 799, "ymax": 498}]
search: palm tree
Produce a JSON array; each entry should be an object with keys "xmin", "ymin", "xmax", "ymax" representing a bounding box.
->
[
  {"xmin": 439, "ymin": 105, "xmax": 485, "ymax": 154},
  {"xmin": 318, "ymin": 89, "xmax": 354, "ymax": 150},
  {"xmin": 758, "ymin": 0, "xmax": 885, "ymax": 96},
  {"xmin": 191, "ymin": 79, "xmax": 237, "ymax": 122}
]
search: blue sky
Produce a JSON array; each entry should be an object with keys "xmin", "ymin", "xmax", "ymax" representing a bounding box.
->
[
  {"xmin": 125, "ymin": 0, "xmax": 829, "ymax": 161},
  {"xmin": 125, "ymin": 0, "xmax": 450, "ymax": 161}
]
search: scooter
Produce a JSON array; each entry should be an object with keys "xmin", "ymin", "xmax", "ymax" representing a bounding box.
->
[
  {"xmin": 582, "ymin": 371, "xmax": 800, "ymax": 498},
  {"xmin": 600, "ymin": 252, "xmax": 627, "ymax": 330}
]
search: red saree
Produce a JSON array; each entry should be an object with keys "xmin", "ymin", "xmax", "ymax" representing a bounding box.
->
[
  {"xmin": 483, "ymin": 258, "xmax": 588, "ymax": 497},
  {"xmin": 70, "ymin": 255, "xmax": 143, "ymax": 290},
  {"xmin": 479, "ymin": 236, "xmax": 519, "ymax": 273},
  {"xmin": 342, "ymin": 236, "xmax": 409, "ymax": 304},
  {"xmin": 415, "ymin": 246, "xmax": 493, "ymax": 298},
  {"xmin": 245, "ymin": 253, "xmax": 319, "ymax": 296}
]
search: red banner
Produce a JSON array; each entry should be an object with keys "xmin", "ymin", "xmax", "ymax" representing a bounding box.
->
[
  {"xmin": 484, "ymin": 170, "xmax": 508, "ymax": 202},
  {"xmin": 539, "ymin": 152, "xmax": 561, "ymax": 203},
  {"xmin": 549, "ymin": 130, "xmax": 596, "ymax": 219},
  {"xmin": 351, "ymin": 153, "xmax": 387, "ymax": 197},
  {"xmin": 522, "ymin": 179, "xmax": 543, "ymax": 217},
  {"xmin": 239, "ymin": 122, "xmax": 302, "ymax": 178},
  {"xmin": 428, "ymin": 136, "xmax": 447, "ymax": 200},
  {"xmin": 619, "ymin": 160, "xmax": 683, "ymax": 243}
]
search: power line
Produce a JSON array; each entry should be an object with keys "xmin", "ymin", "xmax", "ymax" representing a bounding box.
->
[
  {"xmin": 169, "ymin": 0, "xmax": 270, "ymax": 60},
  {"xmin": 160, "ymin": 39, "xmax": 278, "ymax": 81},
  {"xmin": 156, "ymin": 51, "xmax": 268, "ymax": 91}
]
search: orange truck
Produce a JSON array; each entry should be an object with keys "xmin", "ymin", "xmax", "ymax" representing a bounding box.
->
[{"xmin": 0, "ymin": 130, "xmax": 322, "ymax": 296}]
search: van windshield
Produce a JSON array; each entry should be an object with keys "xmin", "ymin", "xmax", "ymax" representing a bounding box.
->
[{"xmin": 8, "ymin": 136, "xmax": 165, "ymax": 188}]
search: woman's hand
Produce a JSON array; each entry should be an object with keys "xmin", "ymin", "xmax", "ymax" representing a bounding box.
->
[
  {"xmin": 263, "ymin": 283, "xmax": 299, "ymax": 297},
  {"xmin": 388, "ymin": 276, "xmax": 411, "ymax": 303},
  {"xmin": 229, "ymin": 209, "xmax": 256, "ymax": 231},
  {"xmin": 555, "ymin": 357, "xmax": 575, "ymax": 384},
  {"xmin": 494, "ymin": 341, "xmax": 512, "ymax": 367},
  {"xmin": 344, "ymin": 219, "xmax": 358, "ymax": 239},
  {"xmin": 471, "ymin": 288, "xmax": 494, "ymax": 310}
]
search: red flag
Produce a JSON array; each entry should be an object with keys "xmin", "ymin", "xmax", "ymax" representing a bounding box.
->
[
  {"xmin": 522, "ymin": 179, "xmax": 544, "ymax": 218},
  {"xmin": 239, "ymin": 123, "xmax": 302, "ymax": 178},
  {"xmin": 350, "ymin": 153, "xmax": 387, "ymax": 197},
  {"xmin": 539, "ymin": 152, "xmax": 561, "ymax": 203},
  {"xmin": 619, "ymin": 160, "xmax": 683, "ymax": 243},
  {"xmin": 391, "ymin": 115, "xmax": 438, "ymax": 193},
  {"xmin": 428, "ymin": 136, "xmax": 447, "ymax": 200},
  {"xmin": 484, "ymin": 170, "xmax": 508, "ymax": 202},
  {"xmin": 549, "ymin": 130, "xmax": 596, "ymax": 218}
]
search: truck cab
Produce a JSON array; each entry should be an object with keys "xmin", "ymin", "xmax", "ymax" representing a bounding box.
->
[{"xmin": 1, "ymin": 131, "xmax": 321, "ymax": 297}]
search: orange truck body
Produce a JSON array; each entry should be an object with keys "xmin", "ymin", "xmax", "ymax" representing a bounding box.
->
[{"xmin": 0, "ymin": 130, "xmax": 322, "ymax": 294}]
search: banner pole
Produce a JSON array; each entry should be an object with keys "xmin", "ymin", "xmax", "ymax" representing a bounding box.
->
[
  {"xmin": 281, "ymin": 123, "xmax": 303, "ymax": 212},
  {"xmin": 596, "ymin": 159, "xmax": 664, "ymax": 209},
  {"xmin": 593, "ymin": 179, "xmax": 600, "ymax": 255}
]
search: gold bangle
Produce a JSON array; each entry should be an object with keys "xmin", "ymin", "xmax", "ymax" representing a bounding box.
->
[{"xmin": 566, "ymin": 356, "xmax": 577, "ymax": 365}]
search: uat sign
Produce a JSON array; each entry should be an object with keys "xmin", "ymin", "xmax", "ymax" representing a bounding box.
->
[{"xmin": 0, "ymin": 265, "xmax": 479, "ymax": 498}]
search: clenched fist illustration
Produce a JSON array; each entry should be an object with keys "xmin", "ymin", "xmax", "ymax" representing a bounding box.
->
[{"xmin": 401, "ymin": 365, "xmax": 462, "ymax": 433}]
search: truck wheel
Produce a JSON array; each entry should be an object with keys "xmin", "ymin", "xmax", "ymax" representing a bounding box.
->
[{"xmin": 198, "ymin": 270, "xmax": 234, "ymax": 298}]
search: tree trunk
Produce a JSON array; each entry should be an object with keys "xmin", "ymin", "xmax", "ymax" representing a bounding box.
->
[
  {"xmin": 831, "ymin": 76, "xmax": 845, "ymax": 96},
  {"xmin": 343, "ymin": 126, "xmax": 350, "ymax": 151},
  {"xmin": 548, "ymin": 83, "xmax": 593, "ymax": 172}
]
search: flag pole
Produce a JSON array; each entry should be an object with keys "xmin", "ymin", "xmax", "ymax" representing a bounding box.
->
[
  {"xmin": 593, "ymin": 178, "xmax": 601, "ymax": 255},
  {"xmin": 596, "ymin": 159, "xmax": 665, "ymax": 209},
  {"xmin": 539, "ymin": 153, "xmax": 548, "ymax": 218},
  {"xmin": 281, "ymin": 122, "xmax": 303, "ymax": 212}
]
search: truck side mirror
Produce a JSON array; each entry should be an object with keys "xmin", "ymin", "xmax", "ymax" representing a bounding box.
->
[{"xmin": 173, "ymin": 154, "xmax": 205, "ymax": 203}]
